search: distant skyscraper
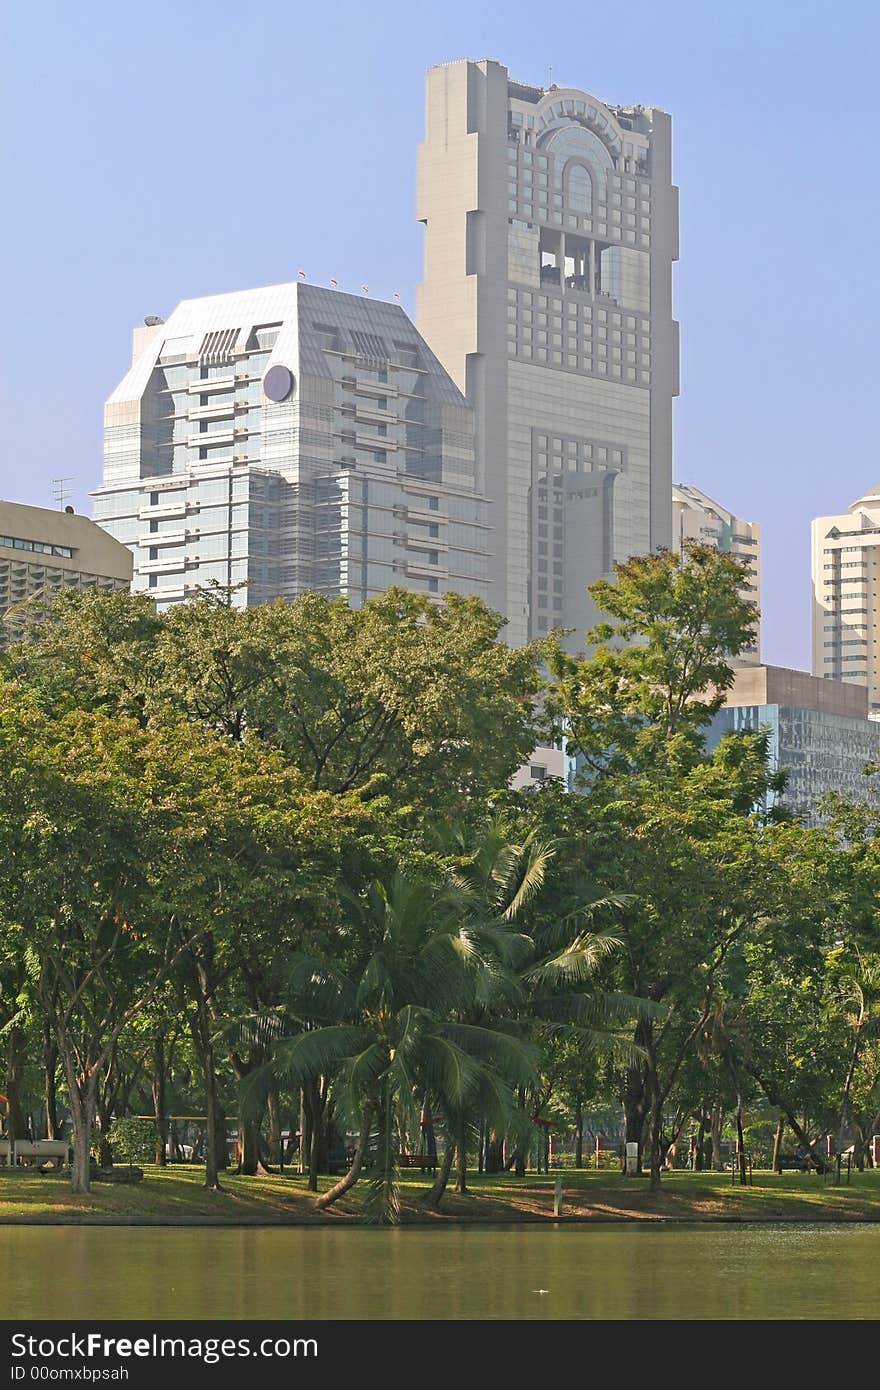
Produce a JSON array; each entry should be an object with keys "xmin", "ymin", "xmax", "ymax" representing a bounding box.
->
[
  {"xmin": 811, "ymin": 484, "xmax": 880, "ymax": 713},
  {"xmin": 93, "ymin": 283, "xmax": 488, "ymax": 612},
  {"xmin": 0, "ymin": 500, "xmax": 132, "ymax": 641},
  {"xmin": 672, "ymin": 482, "xmax": 761, "ymax": 661},
  {"xmin": 416, "ymin": 58, "xmax": 679, "ymax": 645}
]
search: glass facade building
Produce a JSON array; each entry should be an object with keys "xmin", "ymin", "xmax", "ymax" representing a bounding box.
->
[
  {"xmin": 706, "ymin": 704, "xmax": 880, "ymax": 825},
  {"xmin": 416, "ymin": 59, "xmax": 679, "ymax": 646},
  {"xmin": 93, "ymin": 284, "xmax": 489, "ymax": 612},
  {"xmin": 705, "ymin": 664, "xmax": 880, "ymax": 824}
]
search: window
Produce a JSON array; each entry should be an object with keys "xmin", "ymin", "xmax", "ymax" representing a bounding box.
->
[
  {"xmin": 150, "ymin": 492, "xmax": 159, "ymax": 506},
  {"xmin": 150, "ymin": 520, "xmax": 158, "ymax": 533},
  {"xmin": 567, "ymin": 163, "xmax": 592, "ymax": 213},
  {"xmin": 149, "ymin": 547, "xmax": 158, "ymax": 561},
  {"xmin": 428, "ymin": 577, "xmax": 438, "ymax": 593},
  {"xmin": 530, "ymin": 765, "xmax": 547, "ymax": 781},
  {"xmin": 428, "ymin": 497, "xmax": 439, "ymax": 511},
  {"xmin": 428, "ymin": 523, "xmax": 439, "ymax": 538},
  {"xmin": 148, "ymin": 575, "xmax": 158, "ymax": 589},
  {"xmin": 428, "ymin": 551, "xmax": 438, "ymax": 564}
]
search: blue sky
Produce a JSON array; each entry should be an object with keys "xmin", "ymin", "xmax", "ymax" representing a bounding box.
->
[{"xmin": 2, "ymin": 0, "xmax": 878, "ymax": 669}]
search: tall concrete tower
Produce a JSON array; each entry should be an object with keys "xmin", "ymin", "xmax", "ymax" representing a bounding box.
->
[{"xmin": 416, "ymin": 59, "xmax": 679, "ymax": 645}]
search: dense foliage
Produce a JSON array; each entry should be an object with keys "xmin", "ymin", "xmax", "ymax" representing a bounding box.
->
[{"xmin": 0, "ymin": 555, "xmax": 877, "ymax": 1214}]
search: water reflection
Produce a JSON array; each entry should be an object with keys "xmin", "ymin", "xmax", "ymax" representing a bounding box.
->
[{"xmin": 0, "ymin": 1224, "xmax": 876, "ymax": 1320}]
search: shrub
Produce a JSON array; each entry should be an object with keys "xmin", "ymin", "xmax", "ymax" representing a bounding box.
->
[{"xmin": 107, "ymin": 1117, "xmax": 157, "ymax": 1165}]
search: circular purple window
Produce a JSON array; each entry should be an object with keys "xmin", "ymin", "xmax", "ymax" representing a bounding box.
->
[{"xmin": 263, "ymin": 364, "xmax": 295, "ymax": 402}]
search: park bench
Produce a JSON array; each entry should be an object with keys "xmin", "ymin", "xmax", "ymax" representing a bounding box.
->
[
  {"xmin": 397, "ymin": 1153, "xmax": 437, "ymax": 1171},
  {"xmin": 776, "ymin": 1153, "xmax": 816, "ymax": 1172}
]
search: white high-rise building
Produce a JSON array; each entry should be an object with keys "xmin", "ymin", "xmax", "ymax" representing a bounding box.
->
[
  {"xmin": 416, "ymin": 58, "xmax": 679, "ymax": 646},
  {"xmin": 93, "ymin": 283, "xmax": 489, "ymax": 612},
  {"xmin": 812, "ymin": 484, "xmax": 880, "ymax": 714},
  {"xmin": 672, "ymin": 482, "xmax": 761, "ymax": 661}
]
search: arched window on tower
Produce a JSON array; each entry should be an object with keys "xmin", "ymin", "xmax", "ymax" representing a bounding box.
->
[{"xmin": 567, "ymin": 162, "xmax": 593, "ymax": 213}]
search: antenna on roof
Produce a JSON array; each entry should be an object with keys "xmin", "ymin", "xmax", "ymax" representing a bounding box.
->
[
  {"xmin": 361, "ymin": 284, "xmax": 369, "ymax": 295},
  {"xmin": 52, "ymin": 477, "xmax": 74, "ymax": 510},
  {"xmin": 297, "ymin": 269, "xmax": 306, "ymax": 280},
  {"xmin": 330, "ymin": 278, "xmax": 338, "ymax": 289},
  {"xmin": 547, "ymin": 65, "xmax": 552, "ymax": 88},
  {"xmin": 393, "ymin": 291, "xmax": 400, "ymax": 301}
]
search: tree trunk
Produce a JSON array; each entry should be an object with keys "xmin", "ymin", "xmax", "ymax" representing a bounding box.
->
[
  {"xmin": 231, "ymin": 1045, "xmax": 271, "ymax": 1175},
  {"xmin": 152, "ymin": 1035, "xmax": 167, "ymax": 1166},
  {"xmin": 267, "ymin": 1086, "xmax": 282, "ymax": 1167},
  {"xmin": 695, "ymin": 1111, "xmax": 706, "ymax": 1171},
  {"xmin": 735, "ymin": 1098, "xmax": 747, "ymax": 1185},
  {"xmin": 95, "ymin": 1083, "xmax": 114, "ymax": 1168},
  {"xmin": 43, "ymin": 1010, "xmax": 59, "ymax": 1141},
  {"xmin": 420, "ymin": 1139, "xmax": 456, "ymax": 1210},
  {"xmin": 642, "ymin": 1033, "xmax": 663, "ymax": 1191},
  {"xmin": 454, "ymin": 1123, "xmax": 468, "ymax": 1194},
  {"xmin": 304, "ymin": 1078, "xmax": 328, "ymax": 1192},
  {"xmin": 315, "ymin": 1102, "xmax": 373, "ymax": 1211},
  {"xmin": 485, "ymin": 1131, "xmax": 504, "ymax": 1175},
  {"xmin": 5, "ymin": 1024, "xmax": 27, "ymax": 1150},
  {"xmin": 238, "ymin": 1115, "xmax": 264, "ymax": 1176},
  {"xmin": 419, "ymin": 1098, "xmax": 437, "ymax": 1171},
  {"xmin": 62, "ymin": 1057, "xmax": 97, "ymax": 1195},
  {"xmin": 838, "ymin": 1035, "xmax": 861, "ymax": 1152},
  {"xmin": 45, "ymin": 1062, "xmax": 59, "ymax": 1141},
  {"xmin": 203, "ymin": 1041, "xmax": 222, "ymax": 1191},
  {"xmin": 575, "ymin": 1099, "xmax": 584, "ymax": 1169},
  {"xmin": 648, "ymin": 1092, "xmax": 663, "ymax": 1192},
  {"xmin": 772, "ymin": 1113, "xmax": 785, "ymax": 1173},
  {"xmin": 622, "ymin": 1024, "xmax": 651, "ymax": 1173},
  {"xmin": 710, "ymin": 1105, "xmax": 725, "ymax": 1171},
  {"xmin": 298, "ymin": 1089, "xmax": 307, "ymax": 1174}
]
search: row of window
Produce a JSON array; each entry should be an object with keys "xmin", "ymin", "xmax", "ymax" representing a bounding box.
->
[{"xmin": 0, "ymin": 534, "xmax": 73, "ymax": 558}]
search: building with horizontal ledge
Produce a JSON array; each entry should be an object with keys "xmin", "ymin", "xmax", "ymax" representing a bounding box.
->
[
  {"xmin": 93, "ymin": 283, "xmax": 489, "ymax": 612},
  {"xmin": 0, "ymin": 499, "xmax": 132, "ymax": 640},
  {"xmin": 672, "ymin": 482, "xmax": 761, "ymax": 661},
  {"xmin": 811, "ymin": 483, "xmax": 880, "ymax": 715},
  {"xmin": 416, "ymin": 58, "xmax": 679, "ymax": 646}
]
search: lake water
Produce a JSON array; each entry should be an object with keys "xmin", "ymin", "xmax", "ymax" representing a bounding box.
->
[{"xmin": 0, "ymin": 1224, "xmax": 877, "ymax": 1319}]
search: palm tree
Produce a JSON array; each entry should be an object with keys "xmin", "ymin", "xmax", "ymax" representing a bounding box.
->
[
  {"xmin": 830, "ymin": 951, "xmax": 880, "ymax": 1155},
  {"xmin": 245, "ymin": 869, "xmax": 538, "ymax": 1223},
  {"xmin": 441, "ymin": 822, "xmax": 645, "ymax": 1184}
]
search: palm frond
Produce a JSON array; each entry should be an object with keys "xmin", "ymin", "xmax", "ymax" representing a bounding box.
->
[
  {"xmin": 267, "ymin": 1024, "xmax": 372, "ymax": 1088},
  {"xmin": 524, "ymin": 932, "xmax": 622, "ymax": 986}
]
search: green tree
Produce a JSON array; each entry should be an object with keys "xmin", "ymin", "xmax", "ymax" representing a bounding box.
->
[
  {"xmin": 542, "ymin": 545, "xmax": 799, "ymax": 1188},
  {"xmin": 248, "ymin": 867, "xmax": 538, "ymax": 1223},
  {"xmin": 546, "ymin": 543, "xmax": 760, "ymax": 779}
]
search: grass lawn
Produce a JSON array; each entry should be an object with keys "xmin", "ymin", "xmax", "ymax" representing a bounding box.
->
[{"xmin": 0, "ymin": 1163, "xmax": 878, "ymax": 1224}]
